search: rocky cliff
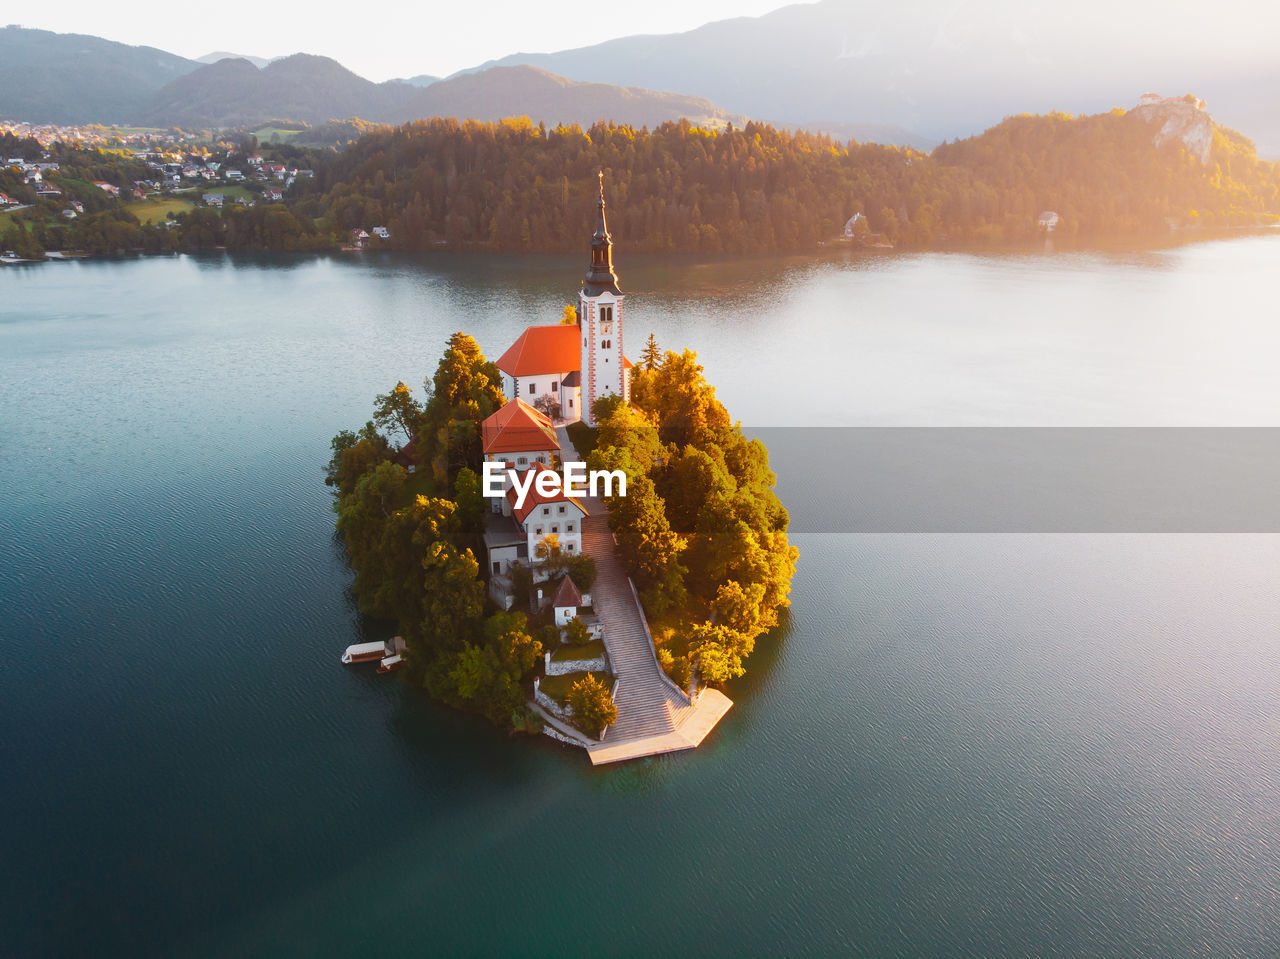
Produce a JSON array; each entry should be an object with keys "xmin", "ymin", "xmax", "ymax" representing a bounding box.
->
[{"xmin": 1131, "ymin": 95, "xmax": 1214, "ymax": 163}]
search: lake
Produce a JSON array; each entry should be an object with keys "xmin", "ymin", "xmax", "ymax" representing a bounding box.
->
[{"xmin": 2, "ymin": 240, "xmax": 1279, "ymax": 957}]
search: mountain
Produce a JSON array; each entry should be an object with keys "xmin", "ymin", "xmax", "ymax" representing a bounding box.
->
[
  {"xmin": 0, "ymin": 25, "xmax": 198, "ymax": 124},
  {"xmin": 196, "ymin": 51, "xmax": 274, "ymax": 69},
  {"xmin": 142, "ymin": 56, "xmax": 748, "ymax": 131},
  {"xmin": 406, "ymin": 66, "xmax": 748, "ymax": 130},
  {"xmin": 141, "ymin": 54, "xmax": 418, "ymax": 127},
  {"xmin": 0, "ymin": 27, "xmax": 746, "ymax": 134},
  {"xmin": 464, "ymin": 0, "xmax": 1280, "ymax": 155}
]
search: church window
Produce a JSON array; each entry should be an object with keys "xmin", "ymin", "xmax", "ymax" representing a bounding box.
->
[
  {"xmin": 535, "ymin": 527, "xmax": 543, "ymax": 536},
  {"xmin": 528, "ymin": 382, "xmax": 537, "ymax": 394},
  {"xmin": 517, "ymin": 456, "xmax": 527, "ymax": 465},
  {"xmin": 543, "ymin": 507, "xmax": 550, "ymax": 516},
  {"xmin": 558, "ymin": 505, "xmax": 566, "ymax": 514},
  {"xmin": 566, "ymin": 543, "xmax": 575, "ymax": 553},
  {"xmin": 600, "ymin": 305, "xmax": 613, "ymax": 324},
  {"xmin": 566, "ymin": 523, "xmax": 575, "ymax": 532},
  {"xmin": 550, "ymin": 381, "xmax": 558, "ymax": 392}
]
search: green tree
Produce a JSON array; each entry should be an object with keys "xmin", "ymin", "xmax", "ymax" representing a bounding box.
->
[
  {"xmin": 641, "ymin": 332, "xmax": 662, "ymax": 370},
  {"xmin": 567, "ymin": 674, "xmax": 617, "ymax": 737},
  {"xmin": 562, "ymin": 616, "xmax": 590, "ymax": 646},
  {"xmin": 373, "ymin": 380, "xmax": 422, "ymax": 443},
  {"xmin": 420, "ymin": 332, "xmax": 506, "ymax": 487}
]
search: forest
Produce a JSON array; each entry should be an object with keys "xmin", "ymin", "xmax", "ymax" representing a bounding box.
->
[
  {"xmin": 7, "ymin": 105, "xmax": 1279, "ymax": 259},
  {"xmin": 584, "ymin": 338, "xmax": 798, "ymax": 689},
  {"xmin": 301, "ymin": 108, "xmax": 1280, "ymax": 253}
]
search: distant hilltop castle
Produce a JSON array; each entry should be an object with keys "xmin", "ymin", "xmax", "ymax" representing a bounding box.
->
[
  {"xmin": 1138, "ymin": 92, "xmax": 1206, "ymax": 111},
  {"xmin": 1132, "ymin": 92, "xmax": 1213, "ymax": 164},
  {"xmin": 494, "ymin": 172, "xmax": 633, "ymax": 428}
]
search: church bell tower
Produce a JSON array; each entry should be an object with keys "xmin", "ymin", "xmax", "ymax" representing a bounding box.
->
[{"xmin": 579, "ymin": 172, "xmax": 628, "ymax": 426}]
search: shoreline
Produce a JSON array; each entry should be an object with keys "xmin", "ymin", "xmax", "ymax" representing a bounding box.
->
[{"xmin": 4, "ymin": 223, "xmax": 1277, "ymax": 269}]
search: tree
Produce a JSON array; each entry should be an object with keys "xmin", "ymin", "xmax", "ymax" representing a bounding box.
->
[
  {"xmin": 373, "ymin": 380, "xmax": 421, "ymax": 443},
  {"xmin": 453, "ymin": 466, "xmax": 486, "ymax": 536},
  {"xmin": 562, "ymin": 616, "xmax": 590, "ymax": 646},
  {"xmin": 532, "ymin": 394, "xmax": 561, "ymax": 421},
  {"xmin": 325, "ymin": 422, "xmax": 392, "ymax": 498},
  {"xmin": 641, "ymin": 332, "xmax": 662, "ymax": 370},
  {"xmin": 567, "ymin": 674, "xmax": 617, "ymax": 737},
  {"xmin": 561, "ymin": 304, "xmax": 578, "ymax": 325},
  {"xmin": 608, "ymin": 475, "xmax": 687, "ymax": 614},
  {"xmin": 688, "ymin": 621, "xmax": 754, "ymax": 684},
  {"xmin": 420, "ymin": 332, "xmax": 506, "ymax": 487}
]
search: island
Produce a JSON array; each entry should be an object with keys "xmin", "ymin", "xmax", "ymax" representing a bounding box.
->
[{"xmin": 326, "ymin": 179, "xmax": 796, "ymax": 761}]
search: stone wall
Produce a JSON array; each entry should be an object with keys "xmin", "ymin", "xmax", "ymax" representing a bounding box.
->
[
  {"xmin": 533, "ymin": 679, "xmax": 572, "ymax": 720},
  {"xmin": 545, "ymin": 650, "xmax": 608, "ymax": 676}
]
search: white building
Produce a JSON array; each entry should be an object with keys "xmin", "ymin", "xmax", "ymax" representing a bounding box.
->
[
  {"xmin": 481, "ymin": 398, "xmax": 560, "ymax": 514},
  {"xmin": 494, "ymin": 174, "xmax": 633, "ymax": 427},
  {"xmin": 578, "ymin": 172, "xmax": 630, "ymax": 425},
  {"xmin": 510, "ymin": 462, "xmax": 586, "ymax": 557},
  {"xmin": 1038, "ymin": 210, "xmax": 1060, "ymax": 232}
]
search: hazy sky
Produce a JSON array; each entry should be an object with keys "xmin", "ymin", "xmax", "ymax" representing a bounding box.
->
[{"xmin": 16, "ymin": 0, "xmax": 789, "ymax": 81}]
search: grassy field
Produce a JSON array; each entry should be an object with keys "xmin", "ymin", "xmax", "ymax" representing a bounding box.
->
[
  {"xmin": 125, "ymin": 196, "xmax": 196, "ymax": 224},
  {"xmin": 549, "ymin": 639, "xmax": 606, "ymax": 663},
  {"xmin": 538, "ymin": 670, "xmax": 613, "ymax": 705},
  {"xmin": 253, "ymin": 126, "xmax": 306, "ymax": 142}
]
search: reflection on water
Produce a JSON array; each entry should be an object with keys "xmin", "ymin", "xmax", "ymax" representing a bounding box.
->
[{"xmin": 2, "ymin": 237, "xmax": 1279, "ymax": 957}]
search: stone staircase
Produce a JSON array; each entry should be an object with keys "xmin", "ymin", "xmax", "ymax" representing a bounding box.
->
[
  {"xmin": 581, "ymin": 515, "xmax": 699, "ymax": 742},
  {"xmin": 554, "ymin": 424, "xmax": 731, "ymax": 764}
]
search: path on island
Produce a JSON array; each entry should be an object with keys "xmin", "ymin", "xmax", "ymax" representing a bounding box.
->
[{"xmin": 556, "ymin": 425, "xmax": 732, "ymax": 765}]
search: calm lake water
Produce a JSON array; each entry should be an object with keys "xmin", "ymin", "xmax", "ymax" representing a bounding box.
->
[{"xmin": 2, "ymin": 240, "xmax": 1279, "ymax": 957}]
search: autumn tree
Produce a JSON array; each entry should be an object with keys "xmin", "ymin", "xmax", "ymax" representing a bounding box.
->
[{"xmin": 567, "ymin": 674, "xmax": 617, "ymax": 738}]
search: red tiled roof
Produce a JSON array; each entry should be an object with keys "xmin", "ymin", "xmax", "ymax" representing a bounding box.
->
[
  {"xmin": 551, "ymin": 576, "xmax": 583, "ymax": 609},
  {"xmin": 496, "ymin": 324, "xmax": 581, "ymax": 376},
  {"xmin": 506, "ymin": 461, "xmax": 589, "ymax": 525},
  {"xmin": 482, "ymin": 398, "xmax": 559, "ymax": 455}
]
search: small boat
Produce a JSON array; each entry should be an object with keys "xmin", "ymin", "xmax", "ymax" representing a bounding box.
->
[
  {"xmin": 377, "ymin": 653, "xmax": 405, "ymax": 673},
  {"xmin": 342, "ymin": 641, "xmax": 388, "ymax": 665}
]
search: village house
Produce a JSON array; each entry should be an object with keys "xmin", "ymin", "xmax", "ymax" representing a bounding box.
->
[
  {"xmin": 1038, "ymin": 211, "xmax": 1060, "ymax": 232},
  {"xmin": 265, "ymin": 189, "xmax": 283, "ymax": 202},
  {"xmin": 203, "ymin": 193, "xmax": 223, "ymax": 208},
  {"xmin": 94, "ymin": 181, "xmax": 120, "ymax": 196},
  {"xmin": 480, "ymin": 398, "xmax": 560, "ymax": 512},
  {"xmin": 372, "ymin": 226, "xmax": 390, "ymax": 239},
  {"xmin": 483, "ymin": 461, "xmax": 588, "ymax": 608}
]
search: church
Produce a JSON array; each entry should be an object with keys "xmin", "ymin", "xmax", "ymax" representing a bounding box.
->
[
  {"xmin": 494, "ymin": 173, "xmax": 633, "ymax": 427},
  {"xmin": 480, "ymin": 175, "xmax": 635, "ymax": 607}
]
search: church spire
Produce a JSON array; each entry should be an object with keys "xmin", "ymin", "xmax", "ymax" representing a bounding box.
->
[{"xmin": 583, "ymin": 170, "xmax": 621, "ymax": 296}]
